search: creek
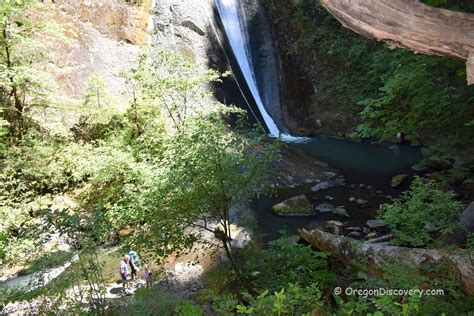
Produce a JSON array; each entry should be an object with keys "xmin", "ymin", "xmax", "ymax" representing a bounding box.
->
[{"xmin": 214, "ymin": 0, "xmax": 422, "ymax": 241}]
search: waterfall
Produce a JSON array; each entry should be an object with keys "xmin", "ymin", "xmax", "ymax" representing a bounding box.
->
[
  {"xmin": 216, "ymin": 0, "xmax": 280, "ymax": 137},
  {"xmin": 215, "ymin": 0, "xmax": 308, "ymax": 142}
]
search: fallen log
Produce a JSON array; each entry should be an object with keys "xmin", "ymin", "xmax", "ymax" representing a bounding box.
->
[
  {"xmin": 320, "ymin": 0, "xmax": 474, "ymax": 84},
  {"xmin": 299, "ymin": 228, "xmax": 474, "ymax": 295}
]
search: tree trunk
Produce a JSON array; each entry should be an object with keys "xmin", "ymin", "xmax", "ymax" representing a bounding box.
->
[
  {"xmin": 299, "ymin": 228, "xmax": 474, "ymax": 295},
  {"xmin": 320, "ymin": 0, "xmax": 474, "ymax": 84}
]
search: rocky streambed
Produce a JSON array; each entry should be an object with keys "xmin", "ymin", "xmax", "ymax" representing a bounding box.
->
[{"xmin": 247, "ymin": 143, "xmax": 410, "ymax": 243}]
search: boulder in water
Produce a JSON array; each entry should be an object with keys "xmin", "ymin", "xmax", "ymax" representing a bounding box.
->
[
  {"xmin": 350, "ymin": 197, "xmax": 369, "ymax": 208},
  {"xmin": 391, "ymin": 174, "xmax": 408, "ymax": 187},
  {"xmin": 356, "ymin": 198, "xmax": 369, "ymax": 208},
  {"xmin": 325, "ymin": 195, "xmax": 335, "ymax": 201},
  {"xmin": 366, "ymin": 219, "xmax": 387, "ymax": 230},
  {"xmin": 315, "ymin": 118, "xmax": 322, "ymax": 128},
  {"xmin": 332, "ymin": 206, "xmax": 349, "ymax": 218},
  {"xmin": 310, "ymin": 177, "xmax": 345, "ymax": 192},
  {"xmin": 315, "ymin": 203, "xmax": 335, "ymax": 213},
  {"xmin": 272, "ymin": 194, "xmax": 313, "ymax": 216}
]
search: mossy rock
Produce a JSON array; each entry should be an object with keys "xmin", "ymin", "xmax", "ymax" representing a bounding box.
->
[{"xmin": 272, "ymin": 194, "xmax": 313, "ymax": 216}]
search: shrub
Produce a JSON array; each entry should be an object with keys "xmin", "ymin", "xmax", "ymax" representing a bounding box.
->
[
  {"xmin": 241, "ymin": 235, "xmax": 337, "ymax": 293},
  {"xmin": 379, "ymin": 177, "xmax": 463, "ymax": 247},
  {"xmin": 213, "ymin": 283, "xmax": 324, "ymax": 315}
]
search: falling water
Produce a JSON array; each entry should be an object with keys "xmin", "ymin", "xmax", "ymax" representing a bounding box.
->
[{"xmin": 215, "ymin": 0, "xmax": 280, "ymax": 137}]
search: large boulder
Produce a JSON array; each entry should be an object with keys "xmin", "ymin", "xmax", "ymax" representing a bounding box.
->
[{"xmin": 272, "ymin": 195, "xmax": 313, "ymax": 216}]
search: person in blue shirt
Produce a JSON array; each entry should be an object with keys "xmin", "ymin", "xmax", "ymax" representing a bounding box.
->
[{"xmin": 128, "ymin": 250, "xmax": 139, "ymax": 279}]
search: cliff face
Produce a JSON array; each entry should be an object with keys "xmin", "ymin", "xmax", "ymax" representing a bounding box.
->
[
  {"xmin": 262, "ymin": 0, "xmax": 474, "ymax": 142},
  {"xmin": 38, "ymin": 0, "xmax": 149, "ymax": 107},
  {"xmin": 260, "ymin": 0, "xmax": 366, "ymax": 138},
  {"xmin": 151, "ymin": 0, "xmax": 213, "ymax": 62}
]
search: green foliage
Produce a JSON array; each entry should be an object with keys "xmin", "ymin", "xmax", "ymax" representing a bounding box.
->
[
  {"xmin": 357, "ymin": 51, "xmax": 474, "ymax": 160},
  {"xmin": 241, "ymin": 235, "xmax": 336, "ymax": 293},
  {"xmin": 213, "ymin": 283, "xmax": 324, "ymax": 315},
  {"xmin": 263, "ymin": 0, "xmax": 474, "ymax": 165},
  {"xmin": 379, "ymin": 177, "xmax": 463, "ymax": 247},
  {"xmin": 108, "ymin": 47, "xmax": 280, "ymax": 275},
  {"xmin": 123, "ymin": 47, "xmax": 222, "ymax": 130},
  {"xmin": 0, "ymin": 0, "xmax": 59, "ymax": 138},
  {"xmin": 0, "ymin": 108, "xmax": 8, "ymax": 150},
  {"xmin": 421, "ymin": 0, "xmax": 474, "ymax": 12},
  {"xmin": 116, "ymin": 106, "xmax": 279, "ymax": 270},
  {"xmin": 467, "ymin": 233, "xmax": 474, "ymax": 264},
  {"xmin": 346, "ymin": 261, "xmax": 473, "ymax": 315},
  {"xmin": 17, "ymin": 251, "xmax": 74, "ymax": 276},
  {"xmin": 424, "ymin": 0, "xmax": 448, "ymax": 6},
  {"xmin": 125, "ymin": 289, "xmax": 204, "ymax": 316},
  {"xmin": 84, "ymin": 74, "xmax": 108, "ymax": 108},
  {"xmin": 206, "ymin": 265, "xmax": 233, "ymax": 295}
]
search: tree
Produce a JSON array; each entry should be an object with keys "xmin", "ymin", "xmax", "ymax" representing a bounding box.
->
[
  {"xmin": 125, "ymin": 47, "xmax": 222, "ymax": 130},
  {"xmin": 158, "ymin": 109, "xmax": 278, "ymax": 278},
  {"xmin": 0, "ymin": 0, "xmax": 58, "ymax": 140},
  {"xmin": 115, "ymin": 48, "xmax": 279, "ymax": 282},
  {"xmin": 83, "ymin": 74, "xmax": 108, "ymax": 109}
]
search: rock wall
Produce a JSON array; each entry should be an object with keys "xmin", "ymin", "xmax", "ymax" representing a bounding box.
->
[
  {"xmin": 260, "ymin": 0, "xmax": 364, "ymax": 137},
  {"xmin": 39, "ymin": 0, "xmax": 149, "ymax": 105},
  {"xmin": 151, "ymin": 0, "xmax": 214, "ymax": 62}
]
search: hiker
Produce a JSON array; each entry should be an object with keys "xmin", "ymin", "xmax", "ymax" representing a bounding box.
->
[
  {"xmin": 129, "ymin": 256, "xmax": 138, "ymax": 280},
  {"xmin": 144, "ymin": 264, "xmax": 152, "ymax": 289},
  {"xmin": 128, "ymin": 250, "xmax": 139, "ymax": 279},
  {"xmin": 128, "ymin": 250, "xmax": 139, "ymax": 266},
  {"xmin": 119, "ymin": 255, "xmax": 130, "ymax": 292}
]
